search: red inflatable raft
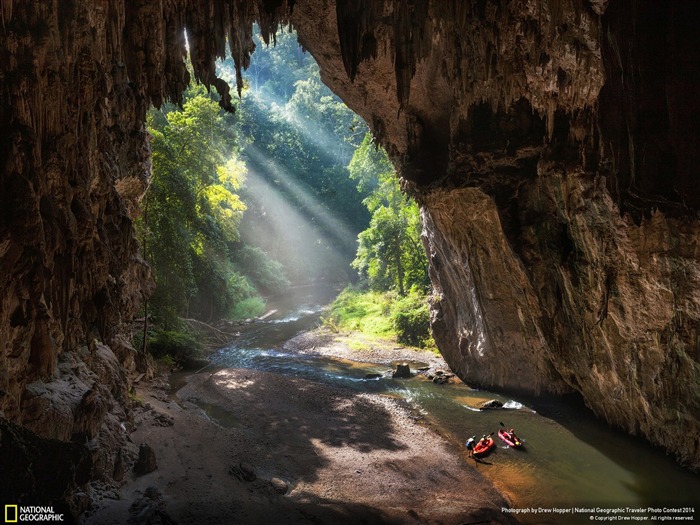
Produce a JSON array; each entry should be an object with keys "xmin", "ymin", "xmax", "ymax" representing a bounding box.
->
[
  {"xmin": 473, "ymin": 436, "xmax": 495, "ymax": 456},
  {"xmin": 498, "ymin": 429, "xmax": 523, "ymax": 448}
]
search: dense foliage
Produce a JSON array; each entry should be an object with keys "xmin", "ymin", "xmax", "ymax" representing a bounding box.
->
[
  {"xmin": 219, "ymin": 31, "xmax": 371, "ymax": 282},
  {"xmin": 140, "ymin": 84, "xmax": 289, "ymax": 334},
  {"xmin": 325, "ymin": 287, "xmax": 435, "ymax": 350},
  {"xmin": 348, "ymin": 134, "xmax": 429, "ymax": 295},
  {"xmin": 325, "ymin": 134, "xmax": 434, "ymax": 349},
  {"xmin": 141, "ymin": 85, "xmax": 246, "ymax": 328},
  {"xmin": 139, "ymin": 29, "xmax": 434, "ymax": 359},
  {"xmin": 146, "ymin": 330, "xmax": 204, "ymax": 365}
]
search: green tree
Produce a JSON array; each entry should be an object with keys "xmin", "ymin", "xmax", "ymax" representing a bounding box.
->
[
  {"xmin": 349, "ymin": 134, "xmax": 428, "ymax": 295},
  {"xmin": 140, "ymin": 85, "xmax": 248, "ymax": 327},
  {"xmin": 218, "ymin": 32, "xmax": 370, "ymax": 283}
]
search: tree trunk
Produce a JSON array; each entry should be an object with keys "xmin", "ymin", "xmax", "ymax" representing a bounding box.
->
[
  {"xmin": 141, "ymin": 299, "xmax": 148, "ymax": 354},
  {"xmin": 395, "ymin": 238, "xmax": 405, "ymax": 296}
]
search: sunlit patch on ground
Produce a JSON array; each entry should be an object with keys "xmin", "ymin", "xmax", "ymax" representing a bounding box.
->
[{"xmin": 214, "ymin": 369, "xmax": 256, "ymax": 390}]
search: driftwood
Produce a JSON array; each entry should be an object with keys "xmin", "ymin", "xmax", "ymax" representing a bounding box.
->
[
  {"xmin": 180, "ymin": 318, "xmax": 242, "ymax": 349},
  {"xmin": 257, "ymin": 309, "xmax": 278, "ymax": 321},
  {"xmin": 181, "ymin": 318, "xmax": 238, "ymax": 336}
]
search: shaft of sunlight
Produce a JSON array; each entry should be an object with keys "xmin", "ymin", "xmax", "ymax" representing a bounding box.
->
[
  {"xmin": 243, "ymin": 162, "xmax": 351, "ymax": 279},
  {"xmin": 249, "ymin": 87, "xmax": 353, "ymax": 165},
  {"xmin": 217, "ymin": 56, "xmax": 358, "ymax": 175},
  {"xmin": 244, "ymin": 144, "xmax": 358, "ymax": 254}
]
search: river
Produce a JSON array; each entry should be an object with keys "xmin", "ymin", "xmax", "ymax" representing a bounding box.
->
[{"xmin": 183, "ymin": 285, "xmax": 700, "ymax": 523}]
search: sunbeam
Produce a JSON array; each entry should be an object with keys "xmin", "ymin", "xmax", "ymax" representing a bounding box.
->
[
  {"xmin": 241, "ymin": 156, "xmax": 354, "ymax": 281},
  {"xmin": 215, "ymin": 30, "xmax": 370, "ymax": 282},
  {"xmin": 244, "ymin": 143, "xmax": 359, "ymax": 253},
  {"xmin": 247, "ymin": 85, "xmax": 356, "ymax": 166}
]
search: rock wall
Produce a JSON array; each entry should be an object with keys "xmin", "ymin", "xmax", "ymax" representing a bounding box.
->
[
  {"xmin": 1, "ymin": 1, "xmax": 699, "ymax": 510},
  {"xmin": 291, "ymin": 0, "xmax": 700, "ymax": 469},
  {"xmin": 0, "ymin": 0, "xmax": 291, "ymax": 510}
]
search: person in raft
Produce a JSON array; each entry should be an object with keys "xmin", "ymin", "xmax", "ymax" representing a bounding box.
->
[{"xmin": 465, "ymin": 436, "xmax": 476, "ymax": 457}]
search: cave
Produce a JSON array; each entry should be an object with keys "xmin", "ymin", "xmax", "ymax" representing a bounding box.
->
[{"xmin": 1, "ymin": 0, "xmax": 700, "ymax": 519}]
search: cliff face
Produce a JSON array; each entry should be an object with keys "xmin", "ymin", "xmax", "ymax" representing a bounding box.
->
[
  {"xmin": 296, "ymin": 0, "xmax": 700, "ymax": 468},
  {"xmin": 0, "ymin": 0, "xmax": 699, "ymax": 508},
  {"xmin": 0, "ymin": 0, "xmax": 288, "ymax": 509}
]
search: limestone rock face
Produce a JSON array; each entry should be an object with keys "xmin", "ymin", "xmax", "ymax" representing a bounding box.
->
[
  {"xmin": 0, "ymin": 0, "xmax": 293, "ymax": 509},
  {"xmin": 0, "ymin": 0, "xmax": 699, "ymax": 503},
  {"xmin": 292, "ymin": 0, "xmax": 700, "ymax": 469},
  {"xmin": 0, "ymin": 3, "xmax": 154, "ymax": 509},
  {"xmin": 0, "ymin": 416, "xmax": 92, "ymax": 515}
]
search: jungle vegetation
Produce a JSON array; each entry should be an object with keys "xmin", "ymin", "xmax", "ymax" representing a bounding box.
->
[{"xmin": 137, "ymin": 30, "xmax": 433, "ymax": 361}]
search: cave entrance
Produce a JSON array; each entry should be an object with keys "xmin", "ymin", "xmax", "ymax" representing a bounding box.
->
[
  {"xmin": 140, "ymin": 27, "xmax": 431, "ymax": 354},
  {"xmin": 216, "ymin": 29, "xmax": 370, "ymax": 287}
]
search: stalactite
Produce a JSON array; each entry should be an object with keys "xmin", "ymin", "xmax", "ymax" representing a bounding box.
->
[
  {"xmin": 0, "ymin": 0, "xmax": 13, "ymax": 30},
  {"xmin": 335, "ymin": 0, "xmax": 382, "ymax": 82}
]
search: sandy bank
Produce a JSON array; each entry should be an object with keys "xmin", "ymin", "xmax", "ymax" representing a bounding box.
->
[{"xmin": 84, "ymin": 330, "xmax": 519, "ymax": 524}]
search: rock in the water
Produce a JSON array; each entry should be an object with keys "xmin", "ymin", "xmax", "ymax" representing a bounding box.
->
[
  {"xmin": 480, "ymin": 400, "xmax": 504, "ymax": 410},
  {"xmin": 424, "ymin": 369, "xmax": 455, "ymax": 384},
  {"xmin": 365, "ymin": 373, "xmax": 382, "ymax": 379},
  {"xmin": 392, "ymin": 363, "xmax": 412, "ymax": 378},
  {"xmin": 133, "ymin": 443, "xmax": 157, "ymax": 475}
]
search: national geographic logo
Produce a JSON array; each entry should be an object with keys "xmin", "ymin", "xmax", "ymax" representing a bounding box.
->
[{"xmin": 4, "ymin": 505, "xmax": 64, "ymax": 522}]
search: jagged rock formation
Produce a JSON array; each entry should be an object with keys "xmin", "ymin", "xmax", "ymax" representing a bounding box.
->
[
  {"xmin": 0, "ymin": 0, "xmax": 283, "ymax": 511},
  {"xmin": 0, "ymin": 1, "xmax": 699, "ymax": 511},
  {"xmin": 293, "ymin": 0, "xmax": 700, "ymax": 470}
]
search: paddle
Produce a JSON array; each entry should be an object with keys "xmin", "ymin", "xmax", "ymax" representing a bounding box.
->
[{"xmin": 480, "ymin": 431, "xmax": 495, "ymax": 444}]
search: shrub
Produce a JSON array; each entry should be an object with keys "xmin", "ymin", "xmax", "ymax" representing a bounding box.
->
[
  {"xmin": 227, "ymin": 271, "xmax": 258, "ymax": 302},
  {"xmin": 230, "ymin": 296, "xmax": 266, "ymax": 319},
  {"xmin": 326, "ymin": 287, "xmax": 393, "ymax": 336},
  {"xmin": 147, "ymin": 329, "xmax": 203, "ymax": 365},
  {"xmin": 391, "ymin": 291, "xmax": 432, "ymax": 348},
  {"xmin": 325, "ymin": 286, "xmax": 436, "ymax": 351},
  {"xmin": 233, "ymin": 245, "xmax": 290, "ymax": 294}
]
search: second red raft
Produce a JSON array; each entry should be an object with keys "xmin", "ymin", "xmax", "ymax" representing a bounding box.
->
[{"xmin": 498, "ymin": 429, "xmax": 523, "ymax": 448}]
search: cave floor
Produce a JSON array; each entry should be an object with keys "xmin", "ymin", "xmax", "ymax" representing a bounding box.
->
[{"xmin": 83, "ymin": 333, "xmax": 517, "ymax": 525}]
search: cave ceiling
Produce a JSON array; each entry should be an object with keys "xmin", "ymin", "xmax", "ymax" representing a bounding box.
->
[{"xmin": 1, "ymin": 0, "xmax": 700, "ymax": 473}]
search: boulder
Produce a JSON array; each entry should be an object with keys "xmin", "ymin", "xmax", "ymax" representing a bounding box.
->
[
  {"xmin": 270, "ymin": 477, "xmax": 288, "ymax": 494},
  {"xmin": 392, "ymin": 363, "xmax": 412, "ymax": 378},
  {"xmin": 479, "ymin": 399, "xmax": 504, "ymax": 410},
  {"xmin": 133, "ymin": 443, "xmax": 157, "ymax": 475}
]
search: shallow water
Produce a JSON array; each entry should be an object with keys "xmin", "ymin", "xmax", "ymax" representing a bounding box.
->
[{"xmin": 189, "ymin": 285, "xmax": 700, "ymax": 522}]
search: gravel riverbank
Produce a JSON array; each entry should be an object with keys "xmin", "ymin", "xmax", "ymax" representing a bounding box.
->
[{"xmin": 85, "ymin": 329, "xmax": 519, "ymax": 524}]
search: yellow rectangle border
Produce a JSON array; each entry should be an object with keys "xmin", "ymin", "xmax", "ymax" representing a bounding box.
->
[{"xmin": 5, "ymin": 504, "xmax": 18, "ymax": 523}]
